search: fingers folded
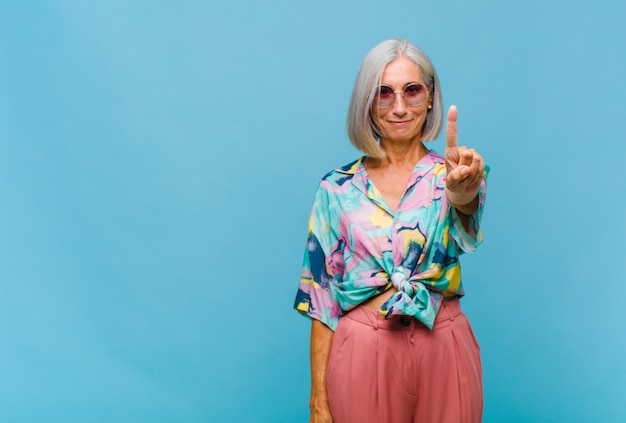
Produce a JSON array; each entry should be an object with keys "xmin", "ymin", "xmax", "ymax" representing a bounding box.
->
[{"xmin": 446, "ymin": 148, "xmax": 484, "ymax": 191}]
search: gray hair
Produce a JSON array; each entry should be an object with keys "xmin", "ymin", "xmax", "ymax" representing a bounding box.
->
[{"xmin": 346, "ymin": 38, "xmax": 443, "ymax": 159}]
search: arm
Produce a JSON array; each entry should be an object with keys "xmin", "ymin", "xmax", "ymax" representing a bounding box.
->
[
  {"xmin": 295, "ymin": 183, "xmax": 341, "ymax": 422},
  {"xmin": 309, "ymin": 320, "xmax": 334, "ymax": 423},
  {"xmin": 444, "ymin": 105, "xmax": 485, "ymax": 232},
  {"xmin": 445, "ymin": 189, "xmax": 478, "ymax": 232}
]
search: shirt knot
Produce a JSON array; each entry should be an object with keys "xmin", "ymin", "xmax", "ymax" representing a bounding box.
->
[{"xmin": 390, "ymin": 269, "xmax": 415, "ymax": 296}]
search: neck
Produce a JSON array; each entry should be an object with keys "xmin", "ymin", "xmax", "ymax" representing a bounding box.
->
[{"xmin": 371, "ymin": 139, "xmax": 429, "ymax": 168}]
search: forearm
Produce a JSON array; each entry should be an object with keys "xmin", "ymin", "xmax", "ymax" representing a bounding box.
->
[
  {"xmin": 310, "ymin": 319, "xmax": 334, "ymax": 417},
  {"xmin": 446, "ymin": 188, "xmax": 478, "ymax": 232}
]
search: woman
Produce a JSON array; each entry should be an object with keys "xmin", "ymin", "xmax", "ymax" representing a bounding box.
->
[{"xmin": 294, "ymin": 38, "xmax": 488, "ymax": 423}]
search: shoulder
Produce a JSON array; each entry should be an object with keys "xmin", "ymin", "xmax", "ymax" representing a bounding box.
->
[
  {"xmin": 425, "ymin": 149, "xmax": 445, "ymax": 166},
  {"xmin": 417, "ymin": 150, "xmax": 446, "ymax": 180}
]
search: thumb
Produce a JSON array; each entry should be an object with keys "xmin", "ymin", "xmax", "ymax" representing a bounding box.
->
[
  {"xmin": 447, "ymin": 165, "xmax": 471, "ymax": 190},
  {"xmin": 445, "ymin": 105, "xmax": 458, "ymax": 149}
]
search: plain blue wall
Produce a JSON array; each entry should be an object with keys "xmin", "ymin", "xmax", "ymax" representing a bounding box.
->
[{"xmin": 1, "ymin": 1, "xmax": 625, "ymax": 422}]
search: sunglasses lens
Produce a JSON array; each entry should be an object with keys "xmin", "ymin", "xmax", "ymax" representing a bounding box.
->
[
  {"xmin": 404, "ymin": 84, "xmax": 427, "ymax": 105},
  {"xmin": 376, "ymin": 86, "xmax": 395, "ymax": 107},
  {"xmin": 376, "ymin": 84, "xmax": 428, "ymax": 107}
]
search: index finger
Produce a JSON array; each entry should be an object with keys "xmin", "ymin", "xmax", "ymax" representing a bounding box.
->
[{"xmin": 446, "ymin": 105, "xmax": 458, "ymax": 149}]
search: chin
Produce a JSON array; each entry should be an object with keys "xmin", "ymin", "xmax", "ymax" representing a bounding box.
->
[{"xmin": 386, "ymin": 131, "xmax": 423, "ymax": 143}]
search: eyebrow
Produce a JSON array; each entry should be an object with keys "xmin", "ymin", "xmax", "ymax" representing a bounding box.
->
[{"xmin": 380, "ymin": 82, "xmax": 423, "ymax": 89}]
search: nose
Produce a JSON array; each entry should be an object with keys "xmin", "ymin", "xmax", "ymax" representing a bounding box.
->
[{"xmin": 392, "ymin": 92, "xmax": 408, "ymax": 115}]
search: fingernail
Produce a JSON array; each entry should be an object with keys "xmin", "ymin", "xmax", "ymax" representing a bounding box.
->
[{"xmin": 461, "ymin": 167, "xmax": 470, "ymax": 176}]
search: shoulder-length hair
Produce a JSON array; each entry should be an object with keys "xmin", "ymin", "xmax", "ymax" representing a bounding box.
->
[{"xmin": 346, "ymin": 38, "xmax": 443, "ymax": 159}]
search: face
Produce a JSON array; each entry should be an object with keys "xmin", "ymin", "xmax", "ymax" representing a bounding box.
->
[{"xmin": 372, "ymin": 56, "xmax": 432, "ymax": 144}]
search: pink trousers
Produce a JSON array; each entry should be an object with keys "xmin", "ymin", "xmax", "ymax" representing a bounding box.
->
[{"xmin": 326, "ymin": 298, "xmax": 483, "ymax": 423}]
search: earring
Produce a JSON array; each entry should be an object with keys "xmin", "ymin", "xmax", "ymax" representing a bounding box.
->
[{"xmin": 428, "ymin": 104, "xmax": 432, "ymax": 110}]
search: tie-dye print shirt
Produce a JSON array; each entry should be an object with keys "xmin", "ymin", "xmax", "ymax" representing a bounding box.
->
[{"xmin": 294, "ymin": 150, "xmax": 488, "ymax": 331}]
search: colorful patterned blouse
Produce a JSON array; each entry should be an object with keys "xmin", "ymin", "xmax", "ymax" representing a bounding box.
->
[{"xmin": 294, "ymin": 150, "xmax": 488, "ymax": 331}]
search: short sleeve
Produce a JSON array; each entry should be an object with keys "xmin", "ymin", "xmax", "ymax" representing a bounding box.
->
[
  {"xmin": 293, "ymin": 184, "xmax": 342, "ymax": 331},
  {"xmin": 448, "ymin": 165, "xmax": 490, "ymax": 253}
]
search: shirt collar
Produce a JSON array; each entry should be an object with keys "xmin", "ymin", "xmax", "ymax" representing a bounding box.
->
[
  {"xmin": 334, "ymin": 157, "xmax": 363, "ymax": 175},
  {"xmin": 344, "ymin": 151, "xmax": 444, "ymax": 214}
]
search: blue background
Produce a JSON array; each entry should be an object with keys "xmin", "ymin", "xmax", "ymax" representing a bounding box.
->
[{"xmin": 1, "ymin": 1, "xmax": 625, "ymax": 422}]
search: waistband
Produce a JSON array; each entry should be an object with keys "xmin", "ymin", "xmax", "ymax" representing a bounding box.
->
[{"xmin": 344, "ymin": 297, "xmax": 462, "ymax": 331}]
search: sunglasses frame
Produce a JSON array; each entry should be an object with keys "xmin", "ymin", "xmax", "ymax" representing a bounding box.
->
[{"xmin": 375, "ymin": 83, "xmax": 430, "ymax": 108}]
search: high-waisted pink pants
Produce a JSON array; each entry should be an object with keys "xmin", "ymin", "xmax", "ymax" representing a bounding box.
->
[{"xmin": 326, "ymin": 298, "xmax": 483, "ymax": 423}]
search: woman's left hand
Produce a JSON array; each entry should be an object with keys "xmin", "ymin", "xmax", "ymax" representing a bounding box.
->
[{"xmin": 444, "ymin": 105, "xmax": 485, "ymax": 213}]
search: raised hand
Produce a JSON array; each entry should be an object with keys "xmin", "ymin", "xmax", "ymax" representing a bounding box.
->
[{"xmin": 444, "ymin": 105, "xmax": 485, "ymax": 212}]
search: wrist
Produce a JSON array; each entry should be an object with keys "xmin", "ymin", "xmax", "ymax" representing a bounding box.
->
[
  {"xmin": 446, "ymin": 188, "xmax": 478, "ymax": 215},
  {"xmin": 309, "ymin": 393, "xmax": 330, "ymax": 411}
]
